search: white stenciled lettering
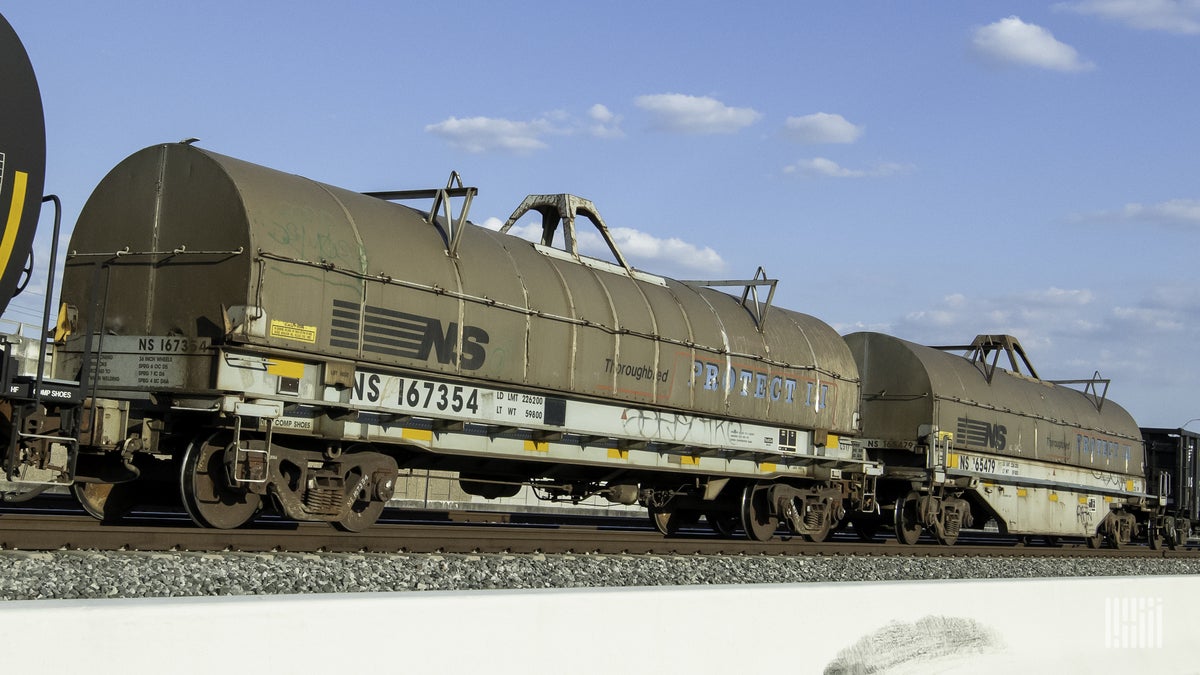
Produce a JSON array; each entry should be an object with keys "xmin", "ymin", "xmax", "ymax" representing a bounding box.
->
[{"xmin": 690, "ymin": 359, "xmax": 809, "ymax": 406}]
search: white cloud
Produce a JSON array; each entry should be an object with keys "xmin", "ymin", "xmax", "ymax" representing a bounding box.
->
[
  {"xmin": 786, "ymin": 157, "xmax": 864, "ymax": 178},
  {"xmin": 1021, "ymin": 287, "xmax": 1095, "ymax": 306},
  {"xmin": 635, "ymin": 93, "xmax": 761, "ymax": 134},
  {"xmin": 887, "ymin": 287, "xmax": 1102, "ymax": 348},
  {"xmin": 784, "ymin": 157, "xmax": 914, "ymax": 178},
  {"xmin": 589, "ymin": 104, "xmax": 615, "ymax": 124},
  {"xmin": 1112, "ymin": 305, "xmax": 1185, "ymax": 331},
  {"xmin": 587, "ymin": 104, "xmax": 625, "ymax": 139},
  {"xmin": 601, "ymin": 227, "xmax": 726, "ymax": 272},
  {"xmin": 1072, "ymin": 199, "xmax": 1200, "ymax": 228},
  {"xmin": 480, "ymin": 217, "xmax": 726, "ymax": 274},
  {"xmin": 783, "ymin": 113, "xmax": 864, "ymax": 144},
  {"xmin": 971, "ymin": 16, "xmax": 1096, "ymax": 72},
  {"xmin": 1056, "ymin": 0, "xmax": 1200, "ymax": 35},
  {"xmin": 425, "ymin": 116, "xmax": 552, "ymax": 154},
  {"xmin": 426, "ymin": 106, "xmax": 624, "ymax": 153},
  {"xmin": 1148, "ymin": 282, "xmax": 1200, "ymax": 309}
]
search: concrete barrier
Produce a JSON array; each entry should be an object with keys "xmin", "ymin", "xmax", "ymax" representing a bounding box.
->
[{"xmin": 1, "ymin": 575, "xmax": 1195, "ymax": 673}]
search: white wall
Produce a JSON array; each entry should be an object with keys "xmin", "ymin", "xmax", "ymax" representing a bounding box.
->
[{"xmin": 0, "ymin": 575, "xmax": 1194, "ymax": 674}]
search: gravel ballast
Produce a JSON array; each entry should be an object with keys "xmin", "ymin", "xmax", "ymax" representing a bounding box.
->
[{"xmin": 1, "ymin": 551, "xmax": 1198, "ymax": 600}]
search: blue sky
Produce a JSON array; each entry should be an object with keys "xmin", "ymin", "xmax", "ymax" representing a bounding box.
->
[{"xmin": 4, "ymin": 2, "xmax": 1199, "ymax": 428}]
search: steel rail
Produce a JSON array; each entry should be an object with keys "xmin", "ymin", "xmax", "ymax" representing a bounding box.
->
[{"xmin": 0, "ymin": 513, "xmax": 1196, "ymax": 559}]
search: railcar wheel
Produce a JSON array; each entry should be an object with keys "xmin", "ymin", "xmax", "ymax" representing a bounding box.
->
[
  {"xmin": 852, "ymin": 517, "xmax": 881, "ymax": 542},
  {"xmin": 180, "ymin": 433, "xmax": 262, "ymax": 529},
  {"xmin": 649, "ymin": 506, "xmax": 680, "ymax": 536},
  {"xmin": 706, "ymin": 512, "xmax": 740, "ymax": 538},
  {"xmin": 740, "ymin": 484, "xmax": 779, "ymax": 542},
  {"xmin": 73, "ymin": 482, "xmax": 136, "ymax": 522},
  {"xmin": 1086, "ymin": 532, "xmax": 1103, "ymax": 549},
  {"xmin": 649, "ymin": 507, "xmax": 699, "ymax": 536},
  {"xmin": 334, "ymin": 499, "xmax": 385, "ymax": 533},
  {"xmin": 1148, "ymin": 528, "xmax": 1164, "ymax": 551},
  {"xmin": 894, "ymin": 492, "xmax": 923, "ymax": 545},
  {"xmin": 1164, "ymin": 522, "xmax": 1180, "ymax": 551},
  {"xmin": 332, "ymin": 466, "xmax": 388, "ymax": 532}
]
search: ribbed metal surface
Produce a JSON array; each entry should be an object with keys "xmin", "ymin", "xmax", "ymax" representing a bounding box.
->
[
  {"xmin": 846, "ymin": 331, "xmax": 1145, "ymax": 473},
  {"xmin": 61, "ymin": 144, "xmax": 860, "ymax": 434}
]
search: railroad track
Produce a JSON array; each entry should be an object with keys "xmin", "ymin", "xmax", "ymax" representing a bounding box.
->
[{"xmin": 1, "ymin": 510, "xmax": 1196, "ymax": 558}]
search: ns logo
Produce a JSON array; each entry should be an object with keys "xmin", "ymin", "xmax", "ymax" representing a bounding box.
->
[
  {"xmin": 330, "ymin": 300, "xmax": 490, "ymax": 370},
  {"xmin": 956, "ymin": 417, "xmax": 1007, "ymax": 451}
]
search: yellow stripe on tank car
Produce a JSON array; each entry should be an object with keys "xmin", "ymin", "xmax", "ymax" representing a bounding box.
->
[
  {"xmin": 524, "ymin": 440, "xmax": 549, "ymax": 453},
  {"xmin": 1017, "ymin": 488, "xmax": 1027, "ymax": 497},
  {"xmin": 1048, "ymin": 493, "xmax": 1059, "ymax": 502},
  {"xmin": 0, "ymin": 171, "xmax": 29, "ymax": 279},
  {"xmin": 607, "ymin": 448, "xmax": 629, "ymax": 460},
  {"xmin": 759, "ymin": 462, "xmax": 776, "ymax": 473}
]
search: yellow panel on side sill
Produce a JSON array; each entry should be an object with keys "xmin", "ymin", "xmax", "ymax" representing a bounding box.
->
[
  {"xmin": 524, "ymin": 440, "xmax": 550, "ymax": 453},
  {"xmin": 402, "ymin": 428, "xmax": 433, "ymax": 442},
  {"xmin": 267, "ymin": 359, "xmax": 306, "ymax": 379}
]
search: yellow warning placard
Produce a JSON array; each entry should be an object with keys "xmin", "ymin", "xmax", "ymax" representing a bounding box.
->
[{"xmin": 270, "ymin": 320, "xmax": 317, "ymax": 344}]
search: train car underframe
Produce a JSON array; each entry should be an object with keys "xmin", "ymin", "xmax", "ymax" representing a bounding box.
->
[
  {"xmin": 6, "ymin": 385, "xmax": 1174, "ymax": 549},
  {"xmin": 42, "ymin": 373, "xmax": 883, "ymax": 537},
  {"xmin": 0, "ymin": 346, "xmax": 1177, "ymax": 550},
  {"xmin": 871, "ymin": 441, "xmax": 1170, "ymax": 549}
]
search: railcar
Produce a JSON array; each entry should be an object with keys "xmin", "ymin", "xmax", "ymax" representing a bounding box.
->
[
  {"xmin": 37, "ymin": 142, "xmax": 878, "ymax": 534},
  {"xmin": 846, "ymin": 331, "xmax": 1161, "ymax": 547},
  {"xmin": 1142, "ymin": 427, "xmax": 1199, "ymax": 546},
  {"xmin": 0, "ymin": 13, "xmax": 45, "ymax": 310}
]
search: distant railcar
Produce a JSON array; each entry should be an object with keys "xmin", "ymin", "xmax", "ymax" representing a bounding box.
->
[
  {"xmin": 846, "ymin": 331, "xmax": 1155, "ymax": 547},
  {"xmin": 1141, "ymin": 427, "xmax": 1199, "ymax": 546}
]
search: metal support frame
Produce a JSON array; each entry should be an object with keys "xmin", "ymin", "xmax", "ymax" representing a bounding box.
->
[
  {"xmin": 934, "ymin": 334, "xmax": 1112, "ymax": 410},
  {"xmin": 499, "ymin": 193, "xmax": 632, "ymax": 271},
  {"xmin": 364, "ymin": 171, "xmax": 477, "ymax": 258},
  {"xmin": 934, "ymin": 334, "xmax": 1040, "ymax": 381},
  {"xmin": 682, "ymin": 266, "xmax": 778, "ymax": 331},
  {"xmin": 1048, "ymin": 372, "xmax": 1111, "ymax": 412}
]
